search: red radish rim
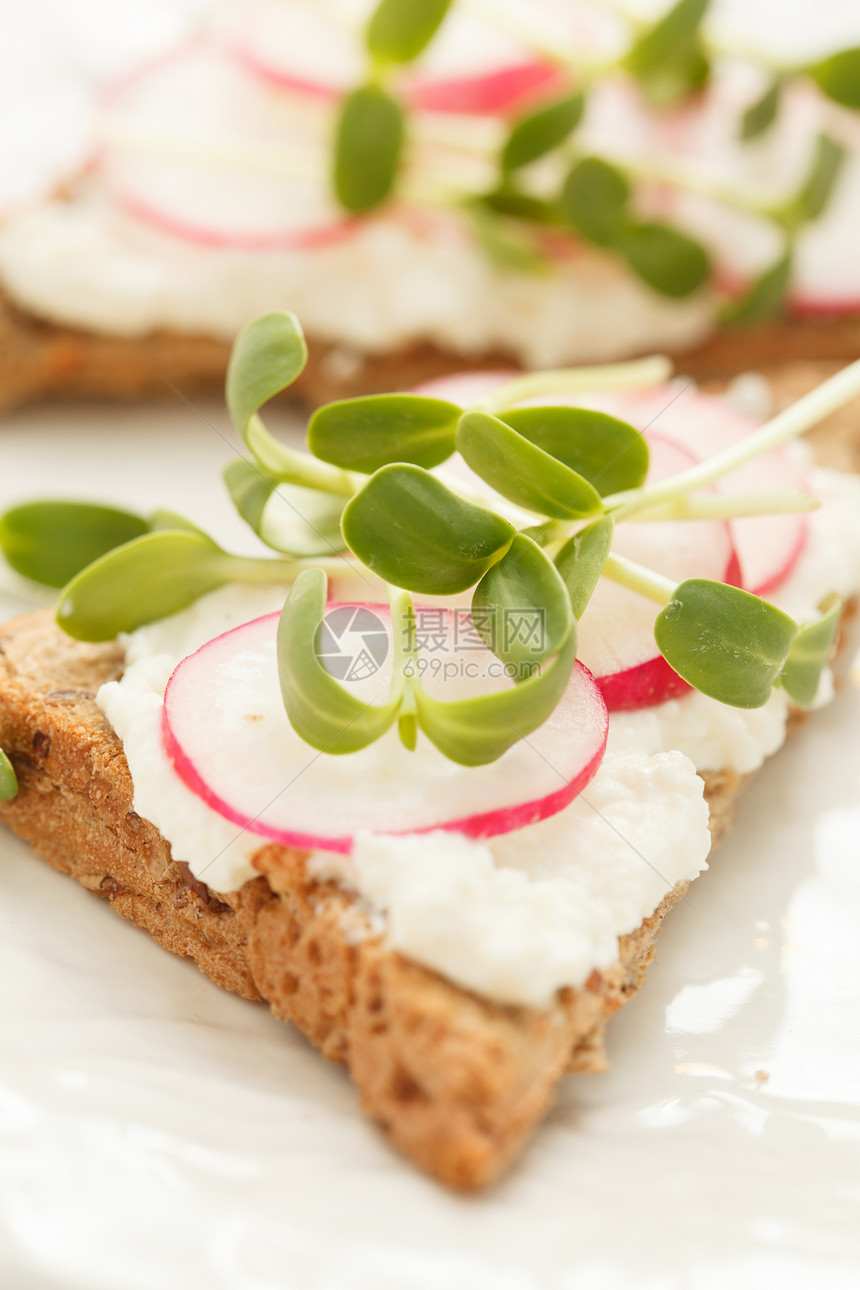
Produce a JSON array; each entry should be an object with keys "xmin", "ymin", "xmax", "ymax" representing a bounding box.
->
[
  {"xmin": 111, "ymin": 189, "xmax": 357, "ymax": 252},
  {"xmin": 99, "ymin": 36, "xmax": 211, "ymax": 112},
  {"xmin": 98, "ymin": 39, "xmax": 355, "ymax": 252},
  {"xmin": 788, "ymin": 294, "xmax": 860, "ymax": 319},
  {"xmin": 406, "ymin": 62, "xmax": 565, "ymax": 117},
  {"xmin": 230, "ymin": 45, "xmax": 341, "ymax": 101},
  {"xmin": 596, "ymin": 656, "xmax": 692, "ymax": 711},
  {"xmin": 230, "ymin": 36, "xmax": 563, "ymax": 118},
  {"xmin": 749, "ymin": 520, "xmax": 808, "ymax": 597},
  {"xmin": 161, "ymin": 610, "xmax": 608, "ymax": 854}
]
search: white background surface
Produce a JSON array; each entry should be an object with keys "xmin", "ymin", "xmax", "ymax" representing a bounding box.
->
[
  {"xmin": 2, "ymin": 0, "xmax": 860, "ymax": 1283},
  {"xmin": 1, "ymin": 395, "xmax": 860, "ymax": 1288}
]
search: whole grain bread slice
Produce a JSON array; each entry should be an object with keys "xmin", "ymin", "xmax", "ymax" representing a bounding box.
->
[
  {"xmin": 1, "ymin": 283, "xmax": 860, "ymax": 415},
  {"xmin": 0, "ymin": 608, "xmax": 746, "ymax": 1189},
  {"xmin": 0, "ymin": 367, "xmax": 857, "ymax": 1189}
]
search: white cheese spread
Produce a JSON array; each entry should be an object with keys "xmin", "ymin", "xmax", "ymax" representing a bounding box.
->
[
  {"xmin": 96, "ymin": 466, "xmax": 860, "ymax": 1007},
  {"xmin": 0, "ymin": 195, "xmax": 713, "ymax": 368},
  {"xmin": 2, "ymin": 1, "xmax": 859, "ymax": 364}
]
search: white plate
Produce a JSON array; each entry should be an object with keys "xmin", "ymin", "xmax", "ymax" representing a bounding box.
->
[{"xmin": 1, "ymin": 397, "xmax": 860, "ymax": 1289}]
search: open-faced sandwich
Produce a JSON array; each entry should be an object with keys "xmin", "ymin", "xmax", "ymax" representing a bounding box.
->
[
  {"xmin": 2, "ymin": 0, "xmax": 860, "ymax": 411},
  {"xmin": 2, "ymin": 311, "xmax": 860, "ymax": 1187}
]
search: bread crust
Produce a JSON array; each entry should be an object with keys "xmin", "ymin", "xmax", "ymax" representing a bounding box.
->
[
  {"xmin": 1, "ymin": 283, "xmax": 859, "ymax": 415},
  {"xmin": 0, "ymin": 365, "xmax": 856, "ymax": 1189},
  {"xmin": 0, "ymin": 608, "xmax": 744, "ymax": 1188}
]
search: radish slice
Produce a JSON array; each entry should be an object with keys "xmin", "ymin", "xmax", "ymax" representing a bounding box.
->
[
  {"xmin": 578, "ymin": 385, "xmax": 810, "ymax": 596},
  {"xmin": 413, "ymin": 372, "xmax": 809, "ymax": 596},
  {"xmin": 650, "ymin": 66, "xmax": 860, "ymax": 314},
  {"xmin": 100, "ymin": 46, "xmax": 349, "ymax": 250},
  {"xmin": 411, "ymin": 369, "xmax": 520, "ymax": 408},
  {"xmin": 575, "ymin": 434, "xmax": 739, "ymax": 710},
  {"xmin": 162, "ymin": 608, "xmax": 608, "ymax": 854},
  {"xmin": 226, "ymin": 0, "xmax": 364, "ymax": 99},
  {"xmin": 228, "ymin": 0, "xmax": 569, "ymax": 117}
]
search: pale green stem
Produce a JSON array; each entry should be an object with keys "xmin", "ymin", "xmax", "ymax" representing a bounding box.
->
[
  {"xmin": 476, "ymin": 354, "xmax": 673, "ymax": 413},
  {"xmin": 388, "ymin": 589, "xmax": 420, "ymax": 754},
  {"xmin": 614, "ymin": 152, "xmax": 780, "ymax": 215},
  {"xmin": 388, "ymin": 587, "xmax": 418, "ymax": 692},
  {"xmin": 633, "ymin": 490, "xmax": 821, "ymax": 522},
  {"xmin": 226, "ymin": 554, "xmax": 348, "ymax": 583},
  {"xmin": 246, "ymin": 416, "xmax": 358, "ymax": 497},
  {"xmin": 605, "ymin": 359, "xmax": 860, "ymax": 520},
  {"xmin": 602, "ymin": 553, "xmax": 676, "ymax": 605}
]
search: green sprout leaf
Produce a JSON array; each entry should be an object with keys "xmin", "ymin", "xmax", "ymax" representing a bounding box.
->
[
  {"xmin": 625, "ymin": 0, "xmax": 709, "ymax": 74},
  {"xmin": 808, "ymin": 47, "xmax": 860, "ymax": 109},
  {"xmin": 654, "ymin": 578, "xmax": 798, "ymax": 708},
  {"xmin": 225, "ymin": 313, "xmax": 354, "ymax": 493},
  {"xmin": 414, "ymin": 627, "xmax": 577, "ymax": 765},
  {"xmin": 307, "ymin": 394, "xmax": 461, "ymax": 472},
  {"xmin": 0, "ymin": 748, "xmax": 18, "ymax": 802},
  {"xmin": 342, "ymin": 464, "xmax": 515, "ymax": 594},
  {"xmin": 226, "ymin": 310, "xmax": 308, "ymax": 444},
  {"xmin": 472, "ymin": 533, "xmax": 574, "ymax": 672},
  {"xmin": 0, "ymin": 501, "xmax": 148, "ymax": 588},
  {"xmin": 740, "ymin": 78, "xmax": 783, "ymax": 140},
  {"xmin": 720, "ymin": 251, "xmax": 793, "ymax": 326},
  {"xmin": 56, "ymin": 531, "xmax": 239, "ymax": 641},
  {"xmin": 277, "ymin": 569, "xmax": 399, "ymax": 754},
  {"xmin": 560, "ymin": 157, "xmax": 630, "ymax": 247},
  {"xmin": 469, "ymin": 204, "xmax": 549, "ymax": 274},
  {"xmin": 624, "ymin": 0, "xmax": 710, "ymax": 106},
  {"xmin": 501, "ymin": 406, "xmax": 649, "ymax": 495},
  {"xmin": 148, "ymin": 509, "xmax": 209, "ymax": 537},
  {"xmin": 620, "ymin": 222, "xmax": 711, "ymax": 297},
  {"xmin": 778, "ymin": 132, "xmax": 845, "ymax": 229},
  {"xmin": 456, "ymin": 411, "xmax": 603, "ymax": 520},
  {"xmin": 334, "ymin": 85, "xmax": 404, "ymax": 213},
  {"xmin": 481, "ymin": 187, "xmax": 558, "ymax": 224},
  {"xmin": 554, "ymin": 515, "xmax": 615, "ymax": 619},
  {"xmin": 501, "ymin": 92, "xmax": 585, "ymax": 172},
  {"xmin": 366, "ymin": 0, "xmax": 453, "ymax": 64},
  {"xmin": 779, "ymin": 592, "xmax": 842, "ymax": 707}
]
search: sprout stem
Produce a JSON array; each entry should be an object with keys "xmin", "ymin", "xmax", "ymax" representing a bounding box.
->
[
  {"xmin": 227, "ymin": 554, "xmax": 348, "ymax": 583},
  {"xmin": 389, "ymin": 585, "xmax": 419, "ymax": 698},
  {"xmin": 602, "ymin": 553, "xmax": 676, "ymax": 605},
  {"xmin": 476, "ymin": 354, "xmax": 673, "ymax": 412},
  {"xmin": 246, "ymin": 417, "xmax": 358, "ymax": 496},
  {"xmin": 605, "ymin": 359, "xmax": 860, "ymax": 519},
  {"xmin": 633, "ymin": 489, "xmax": 820, "ymax": 521},
  {"xmin": 614, "ymin": 152, "xmax": 780, "ymax": 215}
]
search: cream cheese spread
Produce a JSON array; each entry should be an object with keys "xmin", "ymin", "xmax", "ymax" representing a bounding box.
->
[
  {"xmin": 96, "ymin": 465, "xmax": 860, "ymax": 1007},
  {"xmin": 0, "ymin": 195, "xmax": 713, "ymax": 368},
  {"xmin": 2, "ymin": 1, "xmax": 859, "ymax": 365}
]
